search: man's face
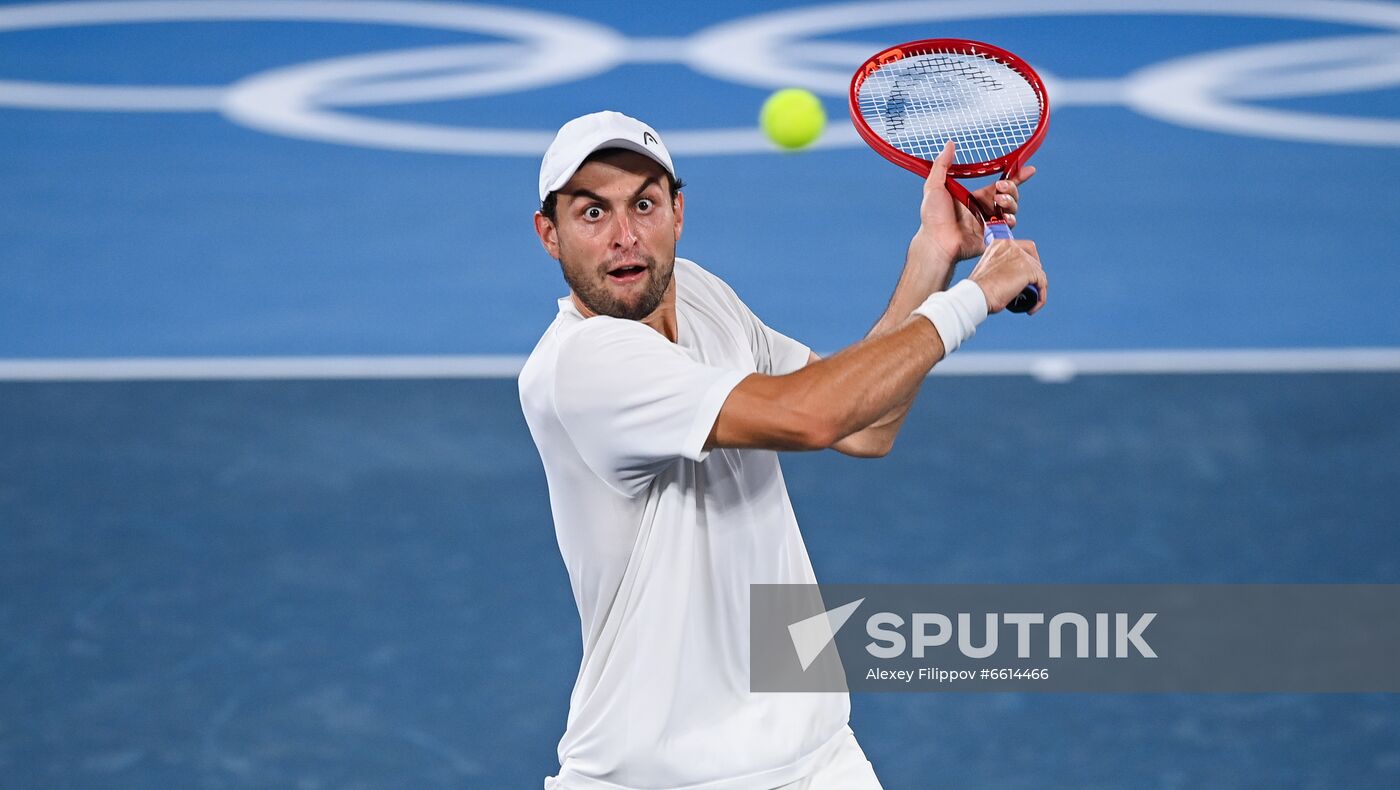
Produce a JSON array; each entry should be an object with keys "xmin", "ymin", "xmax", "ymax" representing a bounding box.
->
[{"xmin": 534, "ymin": 151, "xmax": 684, "ymax": 321}]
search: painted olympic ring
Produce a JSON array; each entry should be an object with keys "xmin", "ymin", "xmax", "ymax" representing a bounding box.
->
[{"xmin": 1, "ymin": 0, "xmax": 1398, "ymax": 154}]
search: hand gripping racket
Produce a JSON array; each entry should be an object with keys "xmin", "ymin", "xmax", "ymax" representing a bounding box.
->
[{"xmin": 850, "ymin": 39, "xmax": 1049, "ymax": 313}]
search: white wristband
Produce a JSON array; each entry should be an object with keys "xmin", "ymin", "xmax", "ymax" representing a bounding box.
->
[{"xmin": 911, "ymin": 280, "xmax": 989, "ymax": 355}]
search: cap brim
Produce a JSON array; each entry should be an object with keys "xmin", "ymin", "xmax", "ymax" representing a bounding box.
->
[{"xmin": 541, "ymin": 138, "xmax": 674, "ymax": 200}]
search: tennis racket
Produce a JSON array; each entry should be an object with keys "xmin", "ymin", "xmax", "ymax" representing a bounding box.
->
[{"xmin": 849, "ymin": 39, "xmax": 1049, "ymax": 314}]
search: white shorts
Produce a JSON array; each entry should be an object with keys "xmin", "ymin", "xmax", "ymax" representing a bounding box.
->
[{"xmin": 544, "ymin": 727, "xmax": 883, "ymax": 790}]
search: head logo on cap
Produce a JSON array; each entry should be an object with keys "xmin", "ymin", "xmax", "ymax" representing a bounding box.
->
[{"xmin": 538, "ymin": 111, "xmax": 677, "ymax": 202}]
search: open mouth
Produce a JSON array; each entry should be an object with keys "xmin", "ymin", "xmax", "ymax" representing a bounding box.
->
[{"xmin": 607, "ymin": 264, "xmax": 647, "ymax": 283}]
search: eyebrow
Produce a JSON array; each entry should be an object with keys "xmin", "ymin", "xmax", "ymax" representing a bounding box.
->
[{"xmin": 563, "ymin": 177, "xmax": 663, "ymax": 206}]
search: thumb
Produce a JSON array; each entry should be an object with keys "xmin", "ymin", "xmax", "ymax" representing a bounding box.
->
[
  {"xmin": 920, "ymin": 141, "xmax": 960, "ymax": 226},
  {"xmin": 925, "ymin": 140, "xmax": 954, "ymax": 191}
]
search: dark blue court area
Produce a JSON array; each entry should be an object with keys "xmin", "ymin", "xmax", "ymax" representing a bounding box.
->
[{"xmin": 3, "ymin": 0, "xmax": 1399, "ymax": 787}]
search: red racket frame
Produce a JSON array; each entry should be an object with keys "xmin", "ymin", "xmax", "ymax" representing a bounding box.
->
[{"xmin": 849, "ymin": 39, "xmax": 1051, "ymax": 211}]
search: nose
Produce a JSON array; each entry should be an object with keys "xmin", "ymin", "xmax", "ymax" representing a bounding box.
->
[{"xmin": 611, "ymin": 212, "xmax": 638, "ymax": 249}]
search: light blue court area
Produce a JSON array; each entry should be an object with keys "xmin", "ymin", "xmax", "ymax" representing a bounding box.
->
[
  {"xmin": 1, "ymin": 0, "xmax": 1398, "ymax": 357},
  {"xmin": 3, "ymin": 1, "xmax": 1400, "ymax": 788}
]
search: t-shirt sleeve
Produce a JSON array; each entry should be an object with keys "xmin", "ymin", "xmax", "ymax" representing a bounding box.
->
[
  {"xmin": 553, "ymin": 318, "xmax": 749, "ymax": 497},
  {"xmin": 752, "ymin": 320, "xmax": 811, "ymax": 376},
  {"xmin": 719, "ymin": 281, "xmax": 810, "ymax": 376}
]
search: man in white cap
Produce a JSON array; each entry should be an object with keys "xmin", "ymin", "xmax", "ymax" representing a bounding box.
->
[{"xmin": 520, "ymin": 110, "xmax": 1045, "ymax": 789}]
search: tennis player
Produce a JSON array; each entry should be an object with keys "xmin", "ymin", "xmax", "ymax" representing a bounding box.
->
[{"xmin": 521, "ymin": 111, "xmax": 1045, "ymax": 790}]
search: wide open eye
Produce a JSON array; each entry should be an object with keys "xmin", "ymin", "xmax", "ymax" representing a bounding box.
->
[
  {"xmin": 636, "ymin": 198, "xmax": 654, "ymax": 213},
  {"xmin": 584, "ymin": 206, "xmax": 604, "ymax": 221}
]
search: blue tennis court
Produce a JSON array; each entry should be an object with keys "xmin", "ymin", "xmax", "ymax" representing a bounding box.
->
[{"xmin": 3, "ymin": 0, "xmax": 1399, "ymax": 786}]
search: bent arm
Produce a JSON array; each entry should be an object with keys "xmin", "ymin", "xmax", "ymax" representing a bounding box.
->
[
  {"xmin": 822, "ymin": 229, "xmax": 959, "ymax": 457},
  {"xmin": 705, "ymin": 315, "xmax": 947, "ymax": 453},
  {"xmin": 705, "ymin": 142, "xmax": 1043, "ymax": 457},
  {"xmin": 737, "ymin": 142, "xmax": 1019, "ymax": 457},
  {"xmin": 705, "ymin": 238, "xmax": 1045, "ymax": 456}
]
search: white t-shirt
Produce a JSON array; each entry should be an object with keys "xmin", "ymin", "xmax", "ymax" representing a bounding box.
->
[{"xmin": 519, "ymin": 258, "xmax": 850, "ymax": 790}]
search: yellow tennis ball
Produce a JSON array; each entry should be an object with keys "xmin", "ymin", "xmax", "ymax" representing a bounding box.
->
[{"xmin": 760, "ymin": 88, "xmax": 826, "ymax": 150}]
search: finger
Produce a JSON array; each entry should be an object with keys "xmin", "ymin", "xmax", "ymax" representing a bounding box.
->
[
  {"xmin": 995, "ymin": 180, "xmax": 1020, "ymax": 215},
  {"xmin": 968, "ymin": 184, "xmax": 999, "ymax": 218},
  {"xmin": 1011, "ymin": 164, "xmax": 1037, "ymax": 186},
  {"xmin": 925, "ymin": 141, "xmax": 955, "ymax": 191},
  {"xmin": 1028, "ymin": 267, "xmax": 1048, "ymax": 315}
]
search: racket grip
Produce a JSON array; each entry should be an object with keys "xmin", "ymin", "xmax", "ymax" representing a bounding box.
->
[{"xmin": 983, "ymin": 219, "xmax": 1038, "ymax": 315}]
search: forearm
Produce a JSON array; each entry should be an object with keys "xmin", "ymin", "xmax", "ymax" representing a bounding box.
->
[
  {"xmin": 828, "ymin": 232, "xmax": 957, "ymax": 455},
  {"xmin": 784, "ymin": 316, "xmax": 946, "ymax": 451},
  {"xmin": 708, "ymin": 313, "xmax": 946, "ymax": 452},
  {"xmin": 830, "ymin": 393, "xmax": 914, "ymax": 457},
  {"xmin": 869, "ymin": 230, "xmax": 958, "ymax": 338}
]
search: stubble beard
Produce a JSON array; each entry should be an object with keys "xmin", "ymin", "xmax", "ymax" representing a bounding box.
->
[{"xmin": 561, "ymin": 252, "xmax": 674, "ymax": 321}]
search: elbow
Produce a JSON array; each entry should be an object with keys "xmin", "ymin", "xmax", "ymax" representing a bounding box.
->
[
  {"xmin": 795, "ymin": 415, "xmax": 900, "ymax": 456},
  {"xmin": 865, "ymin": 438, "xmax": 896, "ymax": 458},
  {"xmin": 792, "ymin": 419, "xmax": 842, "ymax": 452},
  {"xmin": 789, "ymin": 405, "xmax": 899, "ymax": 455},
  {"xmin": 786, "ymin": 409, "xmax": 845, "ymax": 452},
  {"xmin": 779, "ymin": 396, "xmax": 896, "ymax": 456},
  {"xmin": 841, "ymin": 434, "xmax": 896, "ymax": 458}
]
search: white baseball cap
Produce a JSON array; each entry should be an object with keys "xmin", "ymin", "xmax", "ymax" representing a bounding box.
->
[{"xmin": 538, "ymin": 110, "xmax": 676, "ymax": 202}]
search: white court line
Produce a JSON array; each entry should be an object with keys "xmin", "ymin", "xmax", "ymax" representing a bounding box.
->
[
  {"xmin": 2, "ymin": 348, "xmax": 1399, "ymax": 382},
  {"xmin": 0, "ymin": 355, "xmax": 523, "ymax": 381}
]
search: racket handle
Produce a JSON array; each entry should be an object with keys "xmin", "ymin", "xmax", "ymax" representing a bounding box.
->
[{"xmin": 983, "ymin": 219, "xmax": 1038, "ymax": 315}]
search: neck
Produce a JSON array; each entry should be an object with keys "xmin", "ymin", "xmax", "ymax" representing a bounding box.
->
[{"xmin": 571, "ymin": 276, "xmax": 680, "ymax": 343}]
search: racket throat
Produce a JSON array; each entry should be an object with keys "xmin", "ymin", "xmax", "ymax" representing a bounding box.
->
[
  {"xmin": 945, "ymin": 176, "xmax": 1010, "ymax": 242},
  {"xmin": 983, "ymin": 218, "xmax": 1013, "ymax": 246}
]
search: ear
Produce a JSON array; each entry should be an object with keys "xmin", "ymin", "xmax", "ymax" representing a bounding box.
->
[
  {"xmin": 534, "ymin": 211, "xmax": 560, "ymax": 259},
  {"xmin": 672, "ymin": 191, "xmax": 685, "ymax": 242}
]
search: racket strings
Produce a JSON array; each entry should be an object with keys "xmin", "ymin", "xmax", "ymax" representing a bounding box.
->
[{"xmin": 857, "ymin": 51, "xmax": 1041, "ymax": 166}]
